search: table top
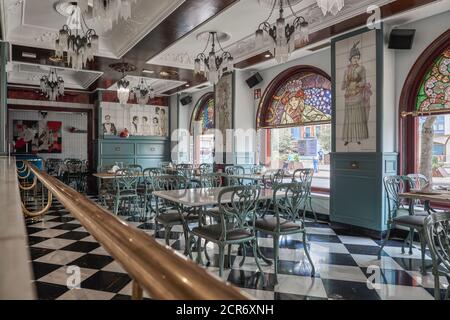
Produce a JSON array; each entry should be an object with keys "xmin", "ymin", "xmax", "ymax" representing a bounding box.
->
[
  {"xmin": 153, "ymin": 187, "xmax": 277, "ymax": 207},
  {"xmin": 399, "ymin": 190, "xmax": 450, "ymax": 203},
  {"xmin": 93, "ymin": 172, "xmax": 146, "ymax": 179}
]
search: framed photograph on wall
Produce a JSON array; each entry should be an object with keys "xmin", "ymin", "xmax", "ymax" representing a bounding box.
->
[{"xmin": 333, "ymin": 28, "xmax": 378, "ymax": 153}]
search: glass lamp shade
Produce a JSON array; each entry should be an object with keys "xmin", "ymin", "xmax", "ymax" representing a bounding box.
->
[
  {"xmin": 255, "ymin": 29, "xmax": 264, "ymax": 48},
  {"xmin": 117, "ymin": 87, "xmax": 130, "ymax": 105},
  {"xmin": 316, "ymin": 0, "xmax": 344, "ymax": 16}
]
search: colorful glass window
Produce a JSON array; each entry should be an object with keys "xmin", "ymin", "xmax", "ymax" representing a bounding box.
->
[
  {"xmin": 416, "ymin": 47, "xmax": 450, "ymax": 112},
  {"xmin": 190, "ymin": 93, "xmax": 215, "ymax": 135},
  {"xmin": 260, "ymin": 72, "xmax": 332, "ymax": 129}
]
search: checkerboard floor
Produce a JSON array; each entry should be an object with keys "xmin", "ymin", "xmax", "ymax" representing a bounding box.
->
[{"xmin": 25, "ymin": 196, "xmax": 448, "ymax": 300}]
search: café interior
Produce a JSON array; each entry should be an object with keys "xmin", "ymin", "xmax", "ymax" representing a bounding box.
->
[{"xmin": 0, "ymin": 0, "xmax": 449, "ymax": 301}]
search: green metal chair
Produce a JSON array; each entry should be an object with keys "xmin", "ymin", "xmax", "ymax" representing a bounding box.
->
[
  {"xmin": 424, "ymin": 211, "xmax": 450, "ymax": 300},
  {"xmin": 199, "ymin": 173, "xmax": 223, "ymax": 188},
  {"xmin": 225, "ymin": 165, "xmax": 245, "ymax": 186},
  {"xmin": 189, "ymin": 185, "xmax": 264, "ymax": 280},
  {"xmin": 112, "ymin": 169, "xmax": 140, "ymax": 216},
  {"xmin": 141, "ymin": 168, "xmax": 162, "ymax": 218},
  {"xmin": 154, "ymin": 175, "xmax": 198, "ymax": 252},
  {"xmin": 64, "ymin": 159, "xmax": 83, "ymax": 192},
  {"xmin": 127, "ymin": 164, "xmax": 143, "ymax": 173},
  {"xmin": 199, "ymin": 163, "xmax": 214, "ymax": 175},
  {"xmin": 97, "ymin": 165, "xmax": 114, "ymax": 207},
  {"xmin": 254, "ymin": 182, "xmax": 315, "ymax": 283},
  {"xmin": 250, "ymin": 164, "xmax": 264, "ymax": 175},
  {"xmin": 378, "ymin": 175, "xmax": 428, "ymax": 274},
  {"xmin": 292, "ymin": 169, "xmax": 317, "ymax": 222}
]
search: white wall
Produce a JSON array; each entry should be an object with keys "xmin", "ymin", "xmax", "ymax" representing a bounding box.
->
[{"xmin": 9, "ymin": 110, "xmax": 88, "ymax": 161}]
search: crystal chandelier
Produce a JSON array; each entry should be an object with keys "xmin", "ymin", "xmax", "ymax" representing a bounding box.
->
[
  {"xmin": 40, "ymin": 69, "xmax": 65, "ymax": 101},
  {"xmin": 194, "ymin": 32, "xmax": 234, "ymax": 85},
  {"xmin": 109, "ymin": 61, "xmax": 136, "ymax": 106},
  {"xmin": 130, "ymin": 78, "xmax": 155, "ymax": 106},
  {"xmin": 255, "ymin": 0, "xmax": 309, "ymax": 64},
  {"xmin": 316, "ymin": 0, "xmax": 344, "ymax": 16},
  {"xmin": 55, "ymin": 3, "xmax": 99, "ymax": 70},
  {"xmin": 74, "ymin": 0, "xmax": 137, "ymax": 33}
]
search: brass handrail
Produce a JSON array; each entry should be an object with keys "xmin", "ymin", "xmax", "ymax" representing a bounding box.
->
[{"xmin": 25, "ymin": 162, "xmax": 248, "ymax": 300}]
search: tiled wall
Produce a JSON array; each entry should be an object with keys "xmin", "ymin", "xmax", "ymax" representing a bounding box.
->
[{"xmin": 9, "ymin": 110, "xmax": 88, "ymax": 161}]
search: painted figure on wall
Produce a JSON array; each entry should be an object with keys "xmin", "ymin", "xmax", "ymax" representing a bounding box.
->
[
  {"xmin": 160, "ymin": 108, "xmax": 167, "ymax": 136},
  {"xmin": 102, "ymin": 115, "xmax": 117, "ymax": 136},
  {"xmin": 38, "ymin": 121, "xmax": 62, "ymax": 153},
  {"xmin": 141, "ymin": 116, "xmax": 152, "ymax": 136},
  {"xmin": 130, "ymin": 116, "xmax": 140, "ymax": 136},
  {"xmin": 152, "ymin": 117, "xmax": 161, "ymax": 136},
  {"xmin": 341, "ymin": 41, "xmax": 373, "ymax": 146}
]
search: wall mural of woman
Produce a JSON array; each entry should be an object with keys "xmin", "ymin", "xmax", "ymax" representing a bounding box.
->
[
  {"xmin": 335, "ymin": 29, "xmax": 377, "ymax": 153},
  {"xmin": 341, "ymin": 41, "xmax": 373, "ymax": 146}
]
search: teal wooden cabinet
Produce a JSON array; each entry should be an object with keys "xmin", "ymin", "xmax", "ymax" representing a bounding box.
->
[
  {"xmin": 330, "ymin": 153, "xmax": 398, "ymax": 232},
  {"xmin": 95, "ymin": 137, "xmax": 170, "ymax": 170}
]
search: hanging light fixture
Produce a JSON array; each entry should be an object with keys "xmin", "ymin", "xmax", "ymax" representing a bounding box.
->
[
  {"xmin": 109, "ymin": 61, "xmax": 136, "ymax": 106},
  {"xmin": 316, "ymin": 0, "xmax": 344, "ymax": 16},
  {"xmin": 255, "ymin": 0, "xmax": 309, "ymax": 64},
  {"xmin": 54, "ymin": 2, "xmax": 99, "ymax": 70},
  {"xmin": 40, "ymin": 69, "xmax": 65, "ymax": 101},
  {"xmin": 194, "ymin": 32, "xmax": 234, "ymax": 85},
  {"xmin": 130, "ymin": 78, "xmax": 155, "ymax": 106}
]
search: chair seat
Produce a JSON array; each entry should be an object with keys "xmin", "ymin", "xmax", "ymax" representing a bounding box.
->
[
  {"xmin": 254, "ymin": 217, "xmax": 301, "ymax": 233},
  {"xmin": 393, "ymin": 215, "xmax": 426, "ymax": 227},
  {"xmin": 117, "ymin": 190, "xmax": 138, "ymax": 197},
  {"xmin": 157, "ymin": 211, "xmax": 199, "ymax": 224},
  {"xmin": 193, "ymin": 223, "xmax": 252, "ymax": 241}
]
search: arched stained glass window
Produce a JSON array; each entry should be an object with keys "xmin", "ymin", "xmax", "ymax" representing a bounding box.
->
[
  {"xmin": 258, "ymin": 70, "xmax": 332, "ymax": 129},
  {"xmin": 416, "ymin": 47, "xmax": 450, "ymax": 112},
  {"xmin": 190, "ymin": 92, "xmax": 215, "ymax": 135}
]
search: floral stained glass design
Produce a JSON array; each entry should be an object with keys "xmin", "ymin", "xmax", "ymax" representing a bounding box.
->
[
  {"xmin": 261, "ymin": 72, "xmax": 332, "ymax": 128},
  {"xmin": 192, "ymin": 95, "xmax": 215, "ymax": 135},
  {"xmin": 416, "ymin": 47, "xmax": 450, "ymax": 112}
]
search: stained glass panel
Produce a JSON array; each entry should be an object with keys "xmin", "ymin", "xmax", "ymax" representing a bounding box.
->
[
  {"xmin": 261, "ymin": 72, "xmax": 332, "ymax": 128},
  {"xmin": 416, "ymin": 47, "xmax": 450, "ymax": 112},
  {"xmin": 191, "ymin": 94, "xmax": 215, "ymax": 135}
]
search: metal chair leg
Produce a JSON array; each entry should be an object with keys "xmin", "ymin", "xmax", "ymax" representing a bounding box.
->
[
  {"xmin": 378, "ymin": 224, "xmax": 392, "ymax": 259},
  {"xmin": 273, "ymin": 236, "xmax": 279, "ymax": 284},
  {"xmin": 419, "ymin": 230, "xmax": 427, "ymax": 275},
  {"xmin": 303, "ymin": 231, "xmax": 315, "ymax": 277},
  {"xmin": 219, "ymin": 245, "xmax": 225, "ymax": 277}
]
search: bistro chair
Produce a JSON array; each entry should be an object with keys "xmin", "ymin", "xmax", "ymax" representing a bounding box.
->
[
  {"xmin": 127, "ymin": 164, "xmax": 143, "ymax": 173},
  {"xmin": 292, "ymin": 169, "xmax": 317, "ymax": 222},
  {"xmin": 258, "ymin": 169, "xmax": 285, "ymax": 216},
  {"xmin": 45, "ymin": 158, "xmax": 63, "ymax": 177},
  {"xmin": 112, "ymin": 169, "xmax": 140, "ymax": 216},
  {"xmin": 153, "ymin": 175, "xmax": 198, "ymax": 252},
  {"xmin": 378, "ymin": 175, "xmax": 429, "ymax": 274},
  {"xmin": 199, "ymin": 173, "xmax": 223, "ymax": 188},
  {"xmin": 199, "ymin": 163, "xmax": 214, "ymax": 175},
  {"xmin": 160, "ymin": 161, "xmax": 172, "ymax": 174},
  {"xmin": 176, "ymin": 163, "xmax": 195, "ymax": 186},
  {"xmin": 64, "ymin": 159, "xmax": 83, "ymax": 192},
  {"xmin": 189, "ymin": 185, "xmax": 264, "ymax": 280},
  {"xmin": 140, "ymin": 168, "xmax": 162, "ymax": 218},
  {"xmin": 254, "ymin": 182, "xmax": 315, "ymax": 283},
  {"xmin": 250, "ymin": 164, "xmax": 264, "ymax": 175},
  {"xmin": 97, "ymin": 165, "xmax": 114, "ymax": 208},
  {"xmin": 424, "ymin": 211, "xmax": 450, "ymax": 300},
  {"xmin": 225, "ymin": 165, "xmax": 246, "ymax": 186}
]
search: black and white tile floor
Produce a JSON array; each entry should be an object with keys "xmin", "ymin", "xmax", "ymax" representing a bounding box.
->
[{"xmin": 25, "ymin": 196, "xmax": 448, "ymax": 300}]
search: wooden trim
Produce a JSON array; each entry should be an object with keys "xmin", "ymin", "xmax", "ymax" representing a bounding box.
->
[{"xmin": 398, "ymin": 29, "xmax": 450, "ymax": 176}]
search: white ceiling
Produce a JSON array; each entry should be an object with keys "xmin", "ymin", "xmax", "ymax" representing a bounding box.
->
[
  {"xmin": 1, "ymin": 0, "xmax": 186, "ymax": 59},
  {"xmin": 7, "ymin": 61, "xmax": 103, "ymax": 90},
  {"xmin": 147, "ymin": 0, "xmax": 397, "ymax": 70},
  {"xmin": 106, "ymin": 75, "xmax": 187, "ymax": 96}
]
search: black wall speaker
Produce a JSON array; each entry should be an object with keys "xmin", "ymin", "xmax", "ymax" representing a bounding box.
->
[
  {"xmin": 180, "ymin": 95, "xmax": 193, "ymax": 106},
  {"xmin": 246, "ymin": 72, "xmax": 263, "ymax": 88},
  {"xmin": 388, "ymin": 29, "xmax": 416, "ymax": 49}
]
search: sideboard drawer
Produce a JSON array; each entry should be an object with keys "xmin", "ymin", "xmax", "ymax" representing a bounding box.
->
[
  {"xmin": 136, "ymin": 143, "xmax": 167, "ymax": 156},
  {"xmin": 101, "ymin": 143, "xmax": 134, "ymax": 156}
]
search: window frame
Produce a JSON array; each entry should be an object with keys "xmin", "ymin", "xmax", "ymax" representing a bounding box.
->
[{"xmin": 256, "ymin": 66, "xmax": 332, "ymax": 193}]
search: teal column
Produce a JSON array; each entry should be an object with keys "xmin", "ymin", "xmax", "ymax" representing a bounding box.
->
[{"xmin": 0, "ymin": 42, "xmax": 9, "ymax": 156}]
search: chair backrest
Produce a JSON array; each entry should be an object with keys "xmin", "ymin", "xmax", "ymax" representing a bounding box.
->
[
  {"xmin": 292, "ymin": 169, "xmax": 314, "ymax": 190},
  {"xmin": 198, "ymin": 163, "xmax": 214, "ymax": 175},
  {"xmin": 114, "ymin": 169, "xmax": 139, "ymax": 193},
  {"xmin": 407, "ymin": 173, "xmax": 429, "ymax": 190},
  {"xmin": 250, "ymin": 164, "xmax": 264, "ymax": 175},
  {"xmin": 225, "ymin": 165, "xmax": 245, "ymax": 186},
  {"xmin": 143, "ymin": 168, "xmax": 162, "ymax": 188},
  {"xmin": 424, "ymin": 212, "xmax": 450, "ymax": 274},
  {"xmin": 46, "ymin": 158, "xmax": 63, "ymax": 175},
  {"xmin": 200, "ymin": 173, "xmax": 223, "ymax": 188},
  {"xmin": 66, "ymin": 159, "xmax": 83, "ymax": 174},
  {"xmin": 272, "ymin": 182, "xmax": 307, "ymax": 224},
  {"xmin": 261, "ymin": 169, "xmax": 285, "ymax": 189},
  {"xmin": 127, "ymin": 164, "xmax": 143, "ymax": 173},
  {"xmin": 217, "ymin": 185, "xmax": 261, "ymax": 240},
  {"xmin": 383, "ymin": 175, "xmax": 412, "ymax": 220},
  {"xmin": 153, "ymin": 175, "xmax": 187, "ymax": 191},
  {"xmin": 97, "ymin": 164, "xmax": 114, "ymax": 173}
]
